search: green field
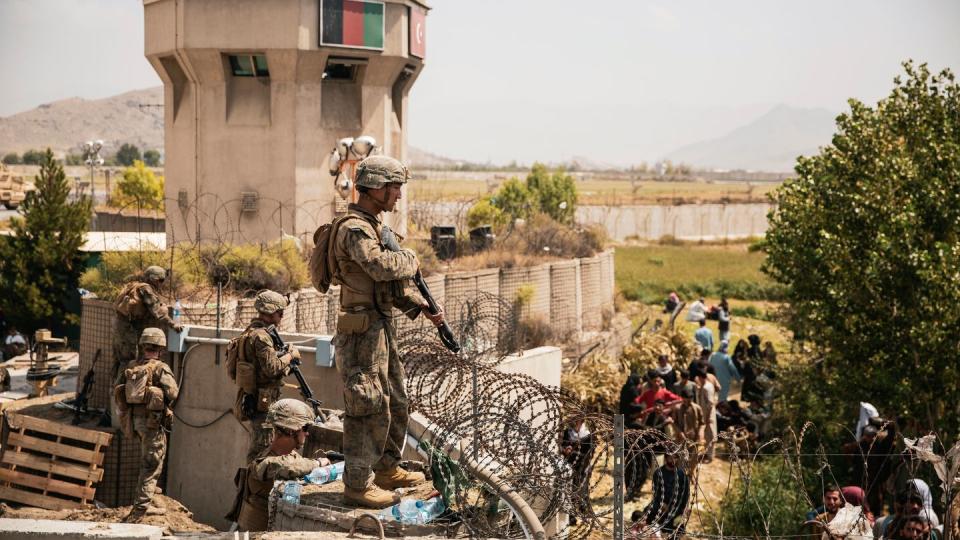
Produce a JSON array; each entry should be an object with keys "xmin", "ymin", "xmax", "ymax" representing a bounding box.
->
[{"xmin": 614, "ymin": 244, "xmax": 784, "ymax": 304}]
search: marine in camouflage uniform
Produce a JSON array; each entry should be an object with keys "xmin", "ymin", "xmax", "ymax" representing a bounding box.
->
[
  {"xmin": 236, "ymin": 290, "xmax": 301, "ymax": 461},
  {"xmin": 113, "ymin": 266, "xmax": 181, "ymax": 376},
  {"xmin": 113, "ymin": 328, "xmax": 179, "ymax": 517},
  {"xmin": 232, "ymin": 399, "xmax": 326, "ymax": 531},
  {"xmin": 329, "ymin": 155, "xmax": 445, "ymax": 508}
]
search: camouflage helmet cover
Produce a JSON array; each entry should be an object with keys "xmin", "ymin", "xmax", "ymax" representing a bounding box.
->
[
  {"xmin": 354, "ymin": 155, "xmax": 408, "ymax": 189},
  {"xmin": 144, "ymin": 266, "xmax": 166, "ymax": 281},
  {"xmin": 139, "ymin": 327, "xmax": 167, "ymax": 347},
  {"xmin": 254, "ymin": 290, "xmax": 288, "ymax": 314},
  {"xmin": 267, "ymin": 398, "xmax": 315, "ymax": 431}
]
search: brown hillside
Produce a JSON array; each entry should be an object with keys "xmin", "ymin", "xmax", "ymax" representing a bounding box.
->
[{"xmin": 0, "ymin": 87, "xmax": 163, "ymax": 157}]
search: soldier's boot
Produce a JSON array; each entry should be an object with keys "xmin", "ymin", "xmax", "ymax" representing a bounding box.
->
[
  {"xmin": 144, "ymin": 505, "xmax": 167, "ymax": 516},
  {"xmin": 343, "ymin": 485, "xmax": 400, "ymax": 509},
  {"xmin": 374, "ymin": 466, "xmax": 426, "ymax": 490}
]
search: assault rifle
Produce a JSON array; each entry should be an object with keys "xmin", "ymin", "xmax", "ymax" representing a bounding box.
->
[
  {"xmin": 265, "ymin": 325, "xmax": 325, "ymax": 420},
  {"xmin": 380, "ymin": 226, "xmax": 461, "ymax": 353}
]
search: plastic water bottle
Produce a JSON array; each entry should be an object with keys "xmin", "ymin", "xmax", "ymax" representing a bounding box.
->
[
  {"xmin": 378, "ymin": 496, "xmax": 445, "ymax": 525},
  {"xmin": 173, "ymin": 300, "xmax": 182, "ymax": 324},
  {"xmin": 419, "ymin": 496, "xmax": 446, "ymax": 523},
  {"xmin": 305, "ymin": 461, "xmax": 344, "ymax": 485},
  {"xmin": 281, "ymin": 481, "xmax": 301, "ymax": 504}
]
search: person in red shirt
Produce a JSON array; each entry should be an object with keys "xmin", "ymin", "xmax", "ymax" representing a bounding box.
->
[{"xmin": 635, "ymin": 370, "xmax": 683, "ymax": 417}]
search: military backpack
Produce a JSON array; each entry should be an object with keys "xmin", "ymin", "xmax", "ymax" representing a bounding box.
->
[{"xmin": 309, "ymin": 215, "xmax": 357, "ymax": 293}]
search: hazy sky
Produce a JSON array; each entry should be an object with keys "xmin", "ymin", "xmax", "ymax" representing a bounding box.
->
[{"xmin": 1, "ymin": 0, "xmax": 958, "ymax": 164}]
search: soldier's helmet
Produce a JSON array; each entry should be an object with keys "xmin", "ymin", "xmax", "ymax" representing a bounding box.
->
[
  {"xmin": 355, "ymin": 155, "xmax": 408, "ymax": 189},
  {"xmin": 254, "ymin": 290, "xmax": 288, "ymax": 315},
  {"xmin": 139, "ymin": 327, "xmax": 167, "ymax": 347},
  {"xmin": 144, "ymin": 266, "xmax": 166, "ymax": 282},
  {"xmin": 267, "ymin": 399, "xmax": 315, "ymax": 431}
]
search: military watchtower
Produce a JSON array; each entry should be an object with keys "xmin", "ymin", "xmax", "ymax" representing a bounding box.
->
[{"xmin": 144, "ymin": 0, "xmax": 427, "ymax": 244}]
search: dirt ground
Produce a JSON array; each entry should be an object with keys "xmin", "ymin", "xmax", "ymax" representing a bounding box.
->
[{"xmin": 0, "ymin": 493, "xmax": 217, "ymax": 535}]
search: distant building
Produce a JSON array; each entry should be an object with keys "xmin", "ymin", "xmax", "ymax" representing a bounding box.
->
[{"xmin": 143, "ymin": 0, "xmax": 428, "ymax": 244}]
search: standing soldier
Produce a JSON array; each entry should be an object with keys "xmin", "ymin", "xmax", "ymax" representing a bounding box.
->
[
  {"xmin": 228, "ymin": 399, "xmax": 329, "ymax": 531},
  {"xmin": 112, "ymin": 266, "xmax": 182, "ymax": 375},
  {"xmin": 329, "ymin": 155, "xmax": 445, "ymax": 508},
  {"xmin": 230, "ymin": 290, "xmax": 301, "ymax": 461},
  {"xmin": 113, "ymin": 328, "xmax": 179, "ymax": 518}
]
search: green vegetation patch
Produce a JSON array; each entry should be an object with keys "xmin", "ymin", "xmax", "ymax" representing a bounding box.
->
[{"xmin": 615, "ymin": 245, "xmax": 785, "ymax": 303}]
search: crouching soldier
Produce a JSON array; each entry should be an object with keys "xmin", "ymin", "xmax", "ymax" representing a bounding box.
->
[
  {"xmin": 114, "ymin": 327, "xmax": 179, "ymax": 519},
  {"xmin": 228, "ymin": 399, "xmax": 328, "ymax": 532}
]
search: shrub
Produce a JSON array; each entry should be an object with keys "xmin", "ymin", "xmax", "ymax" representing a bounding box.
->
[
  {"xmin": 215, "ymin": 240, "xmax": 308, "ymax": 295},
  {"xmin": 712, "ymin": 457, "xmax": 808, "ymax": 537},
  {"xmin": 109, "ymin": 160, "xmax": 165, "ymax": 210},
  {"xmin": 80, "ymin": 247, "xmax": 205, "ymax": 301},
  {"xmin": 2, "ymin": 153, "xmax": 21, "ymax": 165},
  {"xmin": 465, "ymin": 196, "xmax": 506, "ymax": 229},
  {"xmin": 525, "ymin": 163, "xmax": 577, "ymax": 224}
]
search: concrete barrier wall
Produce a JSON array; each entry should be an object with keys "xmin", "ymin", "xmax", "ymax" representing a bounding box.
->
[
  {"xmin": 577, "ymin": 203, "xmax": 773, "ymax": 241},
  {"xmin": 166, "ymin": 325, "xmax": 344, "ymax": 530}
]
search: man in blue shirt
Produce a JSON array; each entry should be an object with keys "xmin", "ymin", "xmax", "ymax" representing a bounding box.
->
[{"xmin": 694, "ymin": 319, "xmax": 714, "ymax": 352}]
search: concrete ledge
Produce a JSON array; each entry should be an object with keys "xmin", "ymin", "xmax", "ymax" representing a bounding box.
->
[{"xmin": 0, "ymin": 519, "xmax": 164, "ymax": 540}]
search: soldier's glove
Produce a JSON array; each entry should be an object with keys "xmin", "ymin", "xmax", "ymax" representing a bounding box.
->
[
  {"xmin": 173, "ymin": 324, "xmax": 184, "ymax": 333},
  {"xmin": 290, "ymin": 356, "xmax": 302, "ymax": 368}
]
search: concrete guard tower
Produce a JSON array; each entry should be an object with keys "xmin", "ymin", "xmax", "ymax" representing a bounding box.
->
[{"xmin": 143, "ymin": 0, "xmax": 428, "ymax": 245}]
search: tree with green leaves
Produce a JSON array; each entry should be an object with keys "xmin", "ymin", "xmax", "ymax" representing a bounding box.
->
[
  {"xmin": 21, "ymin": 149, "xmax": 45, "ymax": 165},
  {"xmin": 525, "ymin": 163, "xmax": 577, "ymax": 224},
  {"xmin": 2, "ymin": 152, "xmax": 21, "ymax": 165},
  {"xmin": 115, "ymin": 143, "xmax": 142, "ymax": 167},
  {"xmin": 143, "ymin": 149, "xmax": 162, "ymax": 167},
  {"xmin": 763, "ymin": 62, "xmax": 960, "ymax": 433},
  {"xmin": 109, "ymin": 160, "xmax": 165, "ymax": 210},
  {"xmin": 0, "ymin": 149, "xmax": 92, "ymax": 335}
]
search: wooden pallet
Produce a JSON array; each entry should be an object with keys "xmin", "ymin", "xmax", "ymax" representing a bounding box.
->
[{"xmin": 0, "ymin": 412, "xmax": 112, "ymax": 509}]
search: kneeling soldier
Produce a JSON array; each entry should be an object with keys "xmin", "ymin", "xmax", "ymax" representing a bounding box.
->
[
  {"xmin": 230, "ymin": 398, "xmax": 328, "ymax": 531},
  {"xmin": 114, "ymin": 327, "xmax": 179, "ymax": 518}
]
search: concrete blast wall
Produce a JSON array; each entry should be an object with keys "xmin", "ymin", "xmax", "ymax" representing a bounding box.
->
[
  {"xmin": 577, "ymin": 203, "xmax": 774, "ymax": 241},
  {"xmin": 165, "ymin": 326, "xmax": 344, "ymax": 530}
]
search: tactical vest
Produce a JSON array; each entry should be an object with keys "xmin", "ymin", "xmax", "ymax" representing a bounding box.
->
[
  {"xmin": 119, "ymin": 359, "xmax": 166, "ymax": 414},
  {"xmin": 236, "ymin": 459, "xmax": 274, "ymax": 532},
  {"xmin": 332, "ymin": 213, "xmax": 402, "ymax": 317}
]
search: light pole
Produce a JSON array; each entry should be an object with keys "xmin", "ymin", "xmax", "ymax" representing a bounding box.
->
[{"xmin": 83, "ymin": 140, "xmax": 104, "ymax": 204}]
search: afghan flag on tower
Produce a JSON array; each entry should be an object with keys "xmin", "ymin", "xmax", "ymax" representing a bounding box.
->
[{"xmin": 321, "ymin": 0, "xmax": 385, "ymax": 50}]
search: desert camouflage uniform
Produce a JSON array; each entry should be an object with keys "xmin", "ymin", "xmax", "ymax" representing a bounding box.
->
[
  {"xmin": 114, "ymin": 351, "xmax": 179, "ymax": 509},
  {"xmin": 236, "ymin": 449, "xmax": 319, "ymax": 531},
  {"xmin": 239, "ymin": 319, "xmax": 291, "ymax": 461},
  {"xmin": 113, "ymin": 281, "xmax": 177, "ymax": 373},
  {"xmin": 332, "ymin": 203, "xmax": 425, "ymax": 490}
]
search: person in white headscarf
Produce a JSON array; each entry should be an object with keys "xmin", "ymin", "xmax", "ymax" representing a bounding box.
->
[
  {"xmin": 855, "ymin": 402, "xmax": 879, "ymax": 440},
  {"xmin": 907, "ymin": 478, "xmax": 940, "ymax": 527}
]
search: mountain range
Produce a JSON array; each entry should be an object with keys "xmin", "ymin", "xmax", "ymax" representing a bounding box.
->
[
  {"xmin": 0, "ymin": 87, "xmax": 837, "ymax": 172},
  {"xmin": 663, "ymin": 104, "xmax": 837, "ymax": 171}
]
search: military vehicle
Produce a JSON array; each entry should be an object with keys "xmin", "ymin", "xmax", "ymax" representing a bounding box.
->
[{"xmin": 0, "ymin": 164, "xmax": 28, "ymax": 210}]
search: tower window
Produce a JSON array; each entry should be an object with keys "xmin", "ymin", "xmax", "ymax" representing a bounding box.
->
[
  {"xmin": 229, "ymin": 54, "xmax": 269, "ymax": 77},
  {"xmin": 322, "ymin": 57, "xmax": 366, "ymax": 82}
]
